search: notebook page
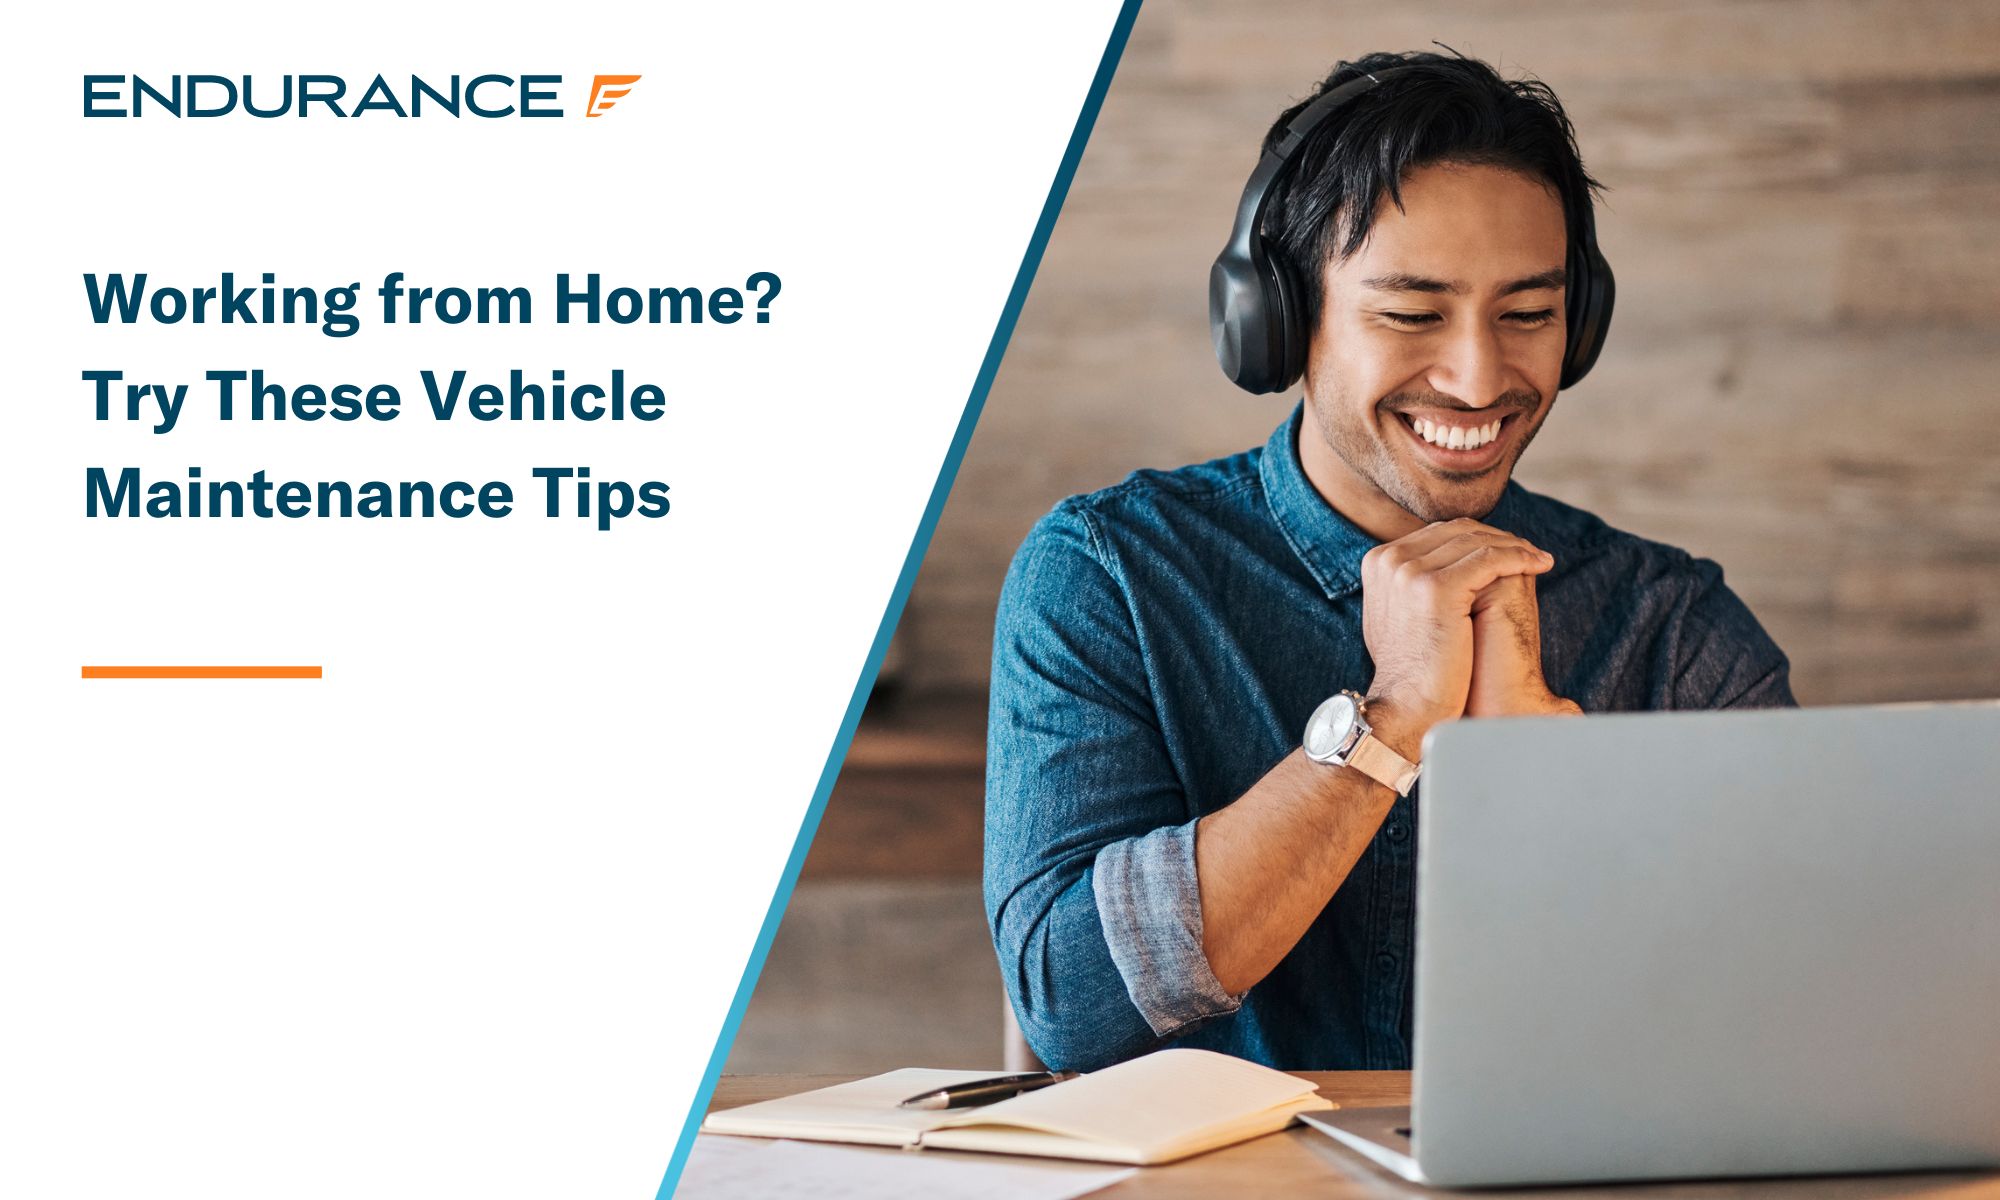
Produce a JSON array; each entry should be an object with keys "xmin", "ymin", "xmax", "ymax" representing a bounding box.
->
[
  {"xmin": 701, "ymin": 1069, "xmax": 999, "ymax": 1144},
  {"xmin": 932, "ymin": 1048, "xmax": 1325, "ymax": 1153},
  {"xmin": 923, "ymin": 1094, "xmax": 1328, "ymax": 1165}
]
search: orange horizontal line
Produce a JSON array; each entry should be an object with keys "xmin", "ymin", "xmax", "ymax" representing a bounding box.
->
[{"xmin": 81, "ymin": 665, "xmax": 322, "ymax": 680}]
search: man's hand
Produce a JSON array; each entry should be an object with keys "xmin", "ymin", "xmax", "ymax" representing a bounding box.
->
[
  {"xmin": 1466, "ymin": 571, "xmax": 1584, "ymax": 718},
  {"xmin": 1198, "ymin": 518, "xmax": 1576, "ymax": 1000},
  {"xmin": 1359, "ymin": 518, "xmax": 1558, "ymax": 752}
]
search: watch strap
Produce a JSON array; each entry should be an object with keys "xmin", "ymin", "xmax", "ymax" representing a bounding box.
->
[{"xmin": 1346, "ymin": 730, "xmax": 1422, "ymax": 797}]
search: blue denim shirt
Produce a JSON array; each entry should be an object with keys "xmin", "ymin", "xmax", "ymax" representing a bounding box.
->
[{"xmin": 984, "ymin": 404, "xmax": 1795, "ymax": 1072}]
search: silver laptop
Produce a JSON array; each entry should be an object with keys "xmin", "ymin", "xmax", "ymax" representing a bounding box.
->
[{"xmin": 1303, "ymin": 701, "xmax": 2000, "ymax": 1188}]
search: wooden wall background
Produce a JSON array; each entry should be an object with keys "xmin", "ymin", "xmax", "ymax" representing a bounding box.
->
[{"xmin": 727, "ymin": 0, "xmax": 2000, "ymax": 1075}]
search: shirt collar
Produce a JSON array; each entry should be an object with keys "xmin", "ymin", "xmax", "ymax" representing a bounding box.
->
[{"xmin": 1259, "ymin": 402, "xmax": 1547, "ymax": 600}]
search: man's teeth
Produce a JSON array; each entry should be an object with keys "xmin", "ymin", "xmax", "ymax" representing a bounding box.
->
[{"xmin": 1413, "ymin": 416, "xmax": 1502, "ymax": 450}]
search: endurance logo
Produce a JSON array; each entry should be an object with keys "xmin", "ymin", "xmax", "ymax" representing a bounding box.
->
[
  {"xmin": 82, "ymin": 74, "xmax": 645, "ymax": 119},
  {"xmin": 585, "ymin": 75, "xmax": 642, "ymax": 118}
]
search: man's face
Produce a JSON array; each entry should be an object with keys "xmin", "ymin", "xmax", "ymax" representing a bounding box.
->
[{"xmin": 1300, "ymin": 161, "xmax": 1569, "ymax": 527}]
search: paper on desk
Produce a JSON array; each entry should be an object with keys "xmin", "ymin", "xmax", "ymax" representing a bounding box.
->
[{"xmin": 677, "ymin": 1135, "xmax": 1136, "ymax": 1199}]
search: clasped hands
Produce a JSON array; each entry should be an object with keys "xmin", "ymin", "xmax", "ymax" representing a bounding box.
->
[{"xmin": 1359, "ymin": 517, "xmax": 1583, "ymax": 750}]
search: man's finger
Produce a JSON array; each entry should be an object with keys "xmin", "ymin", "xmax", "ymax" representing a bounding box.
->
[
  {"xmin": 1429, "ymin": 542, "xmax": 1555, "ymax": 600},
  {"xmin": 1405, "ymin": 528, "xmax": 1550, "ymax": 577},
  {"xmin": 1365, "ymin": 517, "xmax": 1492, "ymax": 570}
]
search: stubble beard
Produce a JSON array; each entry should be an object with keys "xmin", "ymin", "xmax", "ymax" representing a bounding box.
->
[{"xmin": 1305, "ymin": 370, "xmax": 1549, "ymax": 525}]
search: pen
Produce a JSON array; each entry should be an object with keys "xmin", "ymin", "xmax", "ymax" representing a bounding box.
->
[{"xmin": 898, "ymin": 1070, "xmax": 1081, "ymax": 1110}]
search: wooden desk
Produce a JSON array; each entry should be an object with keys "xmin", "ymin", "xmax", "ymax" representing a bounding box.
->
[{"xmin": 706, "ymin": 1073, "xmax": 2000, "ymax": 1198}]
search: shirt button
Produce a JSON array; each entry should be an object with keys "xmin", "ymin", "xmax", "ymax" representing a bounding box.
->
[
  {"xmin": 1386, "ymin": 822, "xmax": 1408, "ymax": 842},
  {"xmin": 1375, "ymin": 951, "xmax": 1397, "ymax": 972}
]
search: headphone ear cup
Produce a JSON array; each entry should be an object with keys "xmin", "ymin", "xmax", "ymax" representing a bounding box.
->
[
  {"xmin": 1560, "ymin": 236, "xmax": 1615, "ymax": 390},
  {"xmin": 1208, "ymin": 235, "xmax": 1304, "ymax": 395},
  {"xmin": 1267, "ymin": 252, "xmax": 1309, "ymax": 394},
  {"xmin": 1209, "ymin": 249, "xmax": 1279, "ymax": 393},
  {"xmin": 1559, "ymin": 241, "xmax": 1590, "ymax": 389}
]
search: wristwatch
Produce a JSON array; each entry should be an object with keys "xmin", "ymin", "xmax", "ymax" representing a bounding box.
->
[{"xmin": 1302, "ymin": 689, "xmax": 1422, "ymax": 797}]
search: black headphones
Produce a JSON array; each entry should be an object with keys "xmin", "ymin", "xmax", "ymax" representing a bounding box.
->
[{"xmin": 1209, "ymin": 67, "xmax": 1615, "ymax": 395}]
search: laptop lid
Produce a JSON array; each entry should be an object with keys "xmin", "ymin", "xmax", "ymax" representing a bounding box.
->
[{"xmin": 1410, "ymin": 702, "xmax": 2000, "ymax": 1188}]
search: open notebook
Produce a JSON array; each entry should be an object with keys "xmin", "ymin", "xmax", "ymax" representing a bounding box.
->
[{"xmin": 702, "ymin": 1048, "xmax": 1334, "ymax": 1165}]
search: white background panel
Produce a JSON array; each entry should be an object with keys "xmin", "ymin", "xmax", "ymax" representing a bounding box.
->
[{"xmin": 0, "ymin": 2, "xmax": 1121, "ymax": 1196}]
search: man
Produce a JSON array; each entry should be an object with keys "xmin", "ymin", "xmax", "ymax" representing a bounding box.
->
[{"xmin": 984, "ymin": 51, "xmax": 1793, "ymax": 1073}]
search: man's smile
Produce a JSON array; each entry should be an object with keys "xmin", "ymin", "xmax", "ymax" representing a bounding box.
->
[{"xmin": 1390, "ymin": 409, "xmax": 1527, "ymax": 471}]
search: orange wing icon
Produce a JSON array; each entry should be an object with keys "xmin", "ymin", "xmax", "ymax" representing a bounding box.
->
[{"xmin": 586, "ymin": 75, "xmax": 642, "ymax": 118}]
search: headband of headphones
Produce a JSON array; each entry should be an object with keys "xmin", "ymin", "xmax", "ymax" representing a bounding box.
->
[{"xmin": 1209, "ymin": 66, "xmax": 1614, "ymax": 395}]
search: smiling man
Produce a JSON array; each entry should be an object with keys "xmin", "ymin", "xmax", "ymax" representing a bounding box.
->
[{"xmin": 984, "ymin": 51, "xmax": 1795, "ymax": 1072}]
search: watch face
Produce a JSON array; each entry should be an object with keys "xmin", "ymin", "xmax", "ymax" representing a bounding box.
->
[{"xmin": 1305, "ymin": 694, "xmax": 1359, "ymax": 759}]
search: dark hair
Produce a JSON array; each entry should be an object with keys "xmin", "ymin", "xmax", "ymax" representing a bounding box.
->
[{"xmin": 1261, "ymin": 50, "xmax": 1606, "ymax": 327}]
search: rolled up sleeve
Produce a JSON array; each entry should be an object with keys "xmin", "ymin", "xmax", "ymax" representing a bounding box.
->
[
  {"xmin": 984, "ymin": 503, "xmax": 1240, "ymax": 1070},
  {"xmin": 1092, "ymin": 822, "xmax": 1243, "ymax": 1037}
]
